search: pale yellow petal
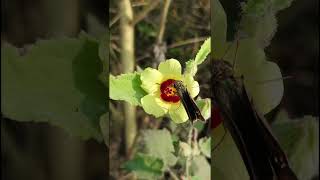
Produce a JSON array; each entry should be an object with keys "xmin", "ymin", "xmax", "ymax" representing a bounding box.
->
[
  {"xmin": 141, "ymin": 94, "xmax": 168, "ymax": 118},
  {"xmin": 140, "ymin": 68, "xmax": 163, "ymax": 94},
  {"xmin": 158, "ymin": 59, "xmax": 182, "ymax": 77},
  {"xmin": 168, "ymin": 103, "xmax": 188, "ymax": 123}
]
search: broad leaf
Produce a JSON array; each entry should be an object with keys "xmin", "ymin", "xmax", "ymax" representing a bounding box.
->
[
  {"xmin": 143, "ymin": 129, "xmax": 177, "ymax": 167},
  {"xmin": 1, "ymin": 34, "xmax": 106, "ymax": 141},
  {"xmin": 109, "ymin": 73, "xmax": 147, "ymax": 106},
  {"xmin": 273, "ymin": 115, "xmax": 319, "ymax": 180}
]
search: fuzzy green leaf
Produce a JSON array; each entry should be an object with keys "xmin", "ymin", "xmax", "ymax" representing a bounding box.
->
[
  {"xmin": 185, "ymin": 60, "xmax": 197, "ymax": 76},
  {"xmin": 194, "ymin": 38, "xmax": 211, "ymax": 65},
  {"xmin": 143, "ymin": 129, "xmax": 177, "ymax": 167},
  {"xmin": 199, "ymin": 137, "xmax": 211, "ymax": 158},
  {"xmin": 196, "ymin": 98, "xmax": 211, "ymax": 120},
  {"xmin": 123, "ymin": 153, "xmax": 164, "ymax": 179},
  {"xmin": 191, "ymin": 156, "xmax": 211, "ymax": 180},
  {"xmin": 272, "ymin": 115, "xmax": 319, "ymax": 180},
  {"xmin": 1, "ymin": 34, "xmax": 106, "ymax": 141},
  {"xmin": 110, "ymin": 73, "xmax": 147, "ymax": 106}
]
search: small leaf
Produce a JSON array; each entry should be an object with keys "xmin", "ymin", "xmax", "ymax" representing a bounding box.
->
[
  {"xmin": 110, "ymin": 73, "xmax": 147, "ymax": 106},
  {"xmin": 143, "ymin": 129, "xmax": 177, "ymax": 167},
  {"xmin": 196, "ymin": 98, "xmax": 211, "ymax": 120},
  {"xmin": 123, "ymin": 153, "xmax": 164, "ymax": 179},
  {"xmin": 184, "ymin": 60, "xmax": 197, "ymax": 76},
  {"xmin": 194, "ymin": 38, "xmax": 211, "ymax": 65},
  {"xmin": 179, "ymin": 141, "xmax": 192, "ymax": 157},
  {"xmin": 199, "ymin": 137, "xmax": 211, "ymax": 158},
  {"xmin": 272, "ymin": 116, "xmax": 319, "ymax": 180},
  {"xmin": 191, "ymin": 156, "xmax": 211, "ymax": 180}
]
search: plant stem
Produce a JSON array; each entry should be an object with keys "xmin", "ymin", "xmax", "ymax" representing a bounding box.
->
[
  {"xmin": 157, "ymin": 0, "xmax": 172, "ymax": 44},
  {"xmin": 186, "ymin": 124, "xmax": 194, "ymax": 179},
  {"xmin": 119, "ymin": 0, "xmax": 137, "ymax": 155}
]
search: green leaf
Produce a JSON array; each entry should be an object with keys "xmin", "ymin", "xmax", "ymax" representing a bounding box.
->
[
  {"xmin": 244, "ymin": 61, "xmax": 284, "ymax": 115},
  {"xmin": 213, "ymin": 38, "xmax": 283, "ymax": 115},
  {"xmin": 194, "ymin": 38, "xmax": 211, "ymax": 65},
  {"xmin": 211, "ymin": 0, "xmax": 227, "ymax": 49},
  {"xmin": 137, "ymin": 22, "xmax": 157, "ymax": 38},
  {"xmin": 240, "ymin": 0, "xmax": 294, "ymax": 47},
  {"xmin": 143, "ymin": 129, "xmax": 177, "ymax": 167},
  {"xmin": 191, "ymin": 156, "xmax": 211, "ymax": 180},
  {"xmin": 123, "ymin": 153, "xmax": 164, "ymax": 179},
  {"xmin": 110, "ymin": 73, "xmax": 147, "ymax": 106},
  {"xmin": 199, "ymin": 137, "xmax": 211, "ymax": 158},
  {"xmin": 1, "ymin": 34, "xmax": 106, "ymax": 141},
  {"xmin": 196, "ymin": 98, "xmax": 211, "ymax": 120},
  {"xmin": 272, "ymin": 115, "xmax": 319, "ymax": 180},
  {"xmin": 185, "ymin": 60, "xmax": 197, "ymax": 76}
]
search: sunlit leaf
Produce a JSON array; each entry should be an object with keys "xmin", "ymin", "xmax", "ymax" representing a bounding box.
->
[{"xmin": 110, "ymin": 73, "xmax": 147, "ymax": 106}]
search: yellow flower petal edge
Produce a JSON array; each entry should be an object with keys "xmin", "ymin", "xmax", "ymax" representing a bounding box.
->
[
  {"xmin": 168, "ymin": 103, "xmax": 188, "ymax": 123},
  {"xmin": 140, "ymin": 68, "xmax": 163, "ymax": 94},
  {"xmin": 158, "ymin": 59, "xmax": 182, "ymax": 78},
  {"xmin": 141, "ymin": 94, "xmax": 168, "ymax": 117}
]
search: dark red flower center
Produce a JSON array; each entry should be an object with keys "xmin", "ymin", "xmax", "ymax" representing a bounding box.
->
[{"xmin": 160, "ymin": 79, "xmax": 180, "ymax": 103}]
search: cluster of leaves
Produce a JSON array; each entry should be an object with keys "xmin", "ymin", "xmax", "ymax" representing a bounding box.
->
[
  {"xmin": 123, "ymin": 128, "xmax": 211, "ymax": 179},
  {"xmin": 212, "ymin": 0, "xmax": 319, "ymax": 179}
]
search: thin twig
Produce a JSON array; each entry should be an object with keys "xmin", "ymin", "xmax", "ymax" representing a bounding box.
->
[
  {"xmin": 132, "ymin": 0, "xmax": 161, "ymax": 26},
  {"xmin": 157, "ymin": 0, "xmax": 172, "ymax": 44},
  {"xmin": 109, "ymin": 13, "xmax": 121, "ymax": 28},
  {"xmin": 168, "ymin": 37, "xmax": 208, "ymax": 49}
]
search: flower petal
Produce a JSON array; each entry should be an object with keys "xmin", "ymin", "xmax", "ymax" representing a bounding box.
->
[
  {"xmin": 140, "ymin": 68, "xmax": 163, "ymax": 94},
  {"xmin": 158, "ymin": 59, "xmax": 182, "ymax": 78},
  {"xmin": 184, "ymin": 74, "xmax": 200, "ymax": 98},
  {"xmin": 141, "ymin": 94, "xmax": 168, "ymax": 118},
  {"xmin": 169, "ymin": 103, "xmax": 188, "ymax": 123}
]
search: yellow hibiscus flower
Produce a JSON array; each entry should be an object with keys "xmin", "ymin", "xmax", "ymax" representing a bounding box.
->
[{"xmin": 140, "ymin": 59, "xmax": 200, "ymax": 123}]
